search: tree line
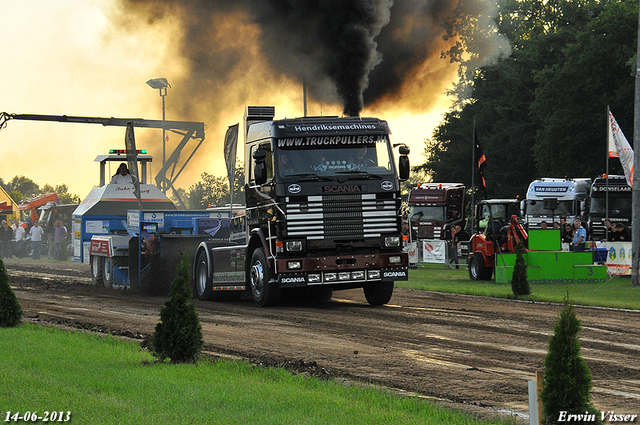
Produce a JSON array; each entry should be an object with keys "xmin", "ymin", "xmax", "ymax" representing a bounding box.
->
[
  {"xmin": 0, "ymin": 176, "xmax": 80, "ymax": 205},
  {"xmin": 418, "ymin": 0, "xmax": 638, "ymax": 199}
]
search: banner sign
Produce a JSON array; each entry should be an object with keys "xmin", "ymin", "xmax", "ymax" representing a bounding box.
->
[
  {"xmin": 604, "ymin": 241, "xmax": 632, "ymax": 275},
  {"xmin": 277, "ymin": 135, "xmax": 386, "ymax": 148},
  {"xmin": 422, "ymin": 239, "xmax": 447, "ymax": 264}
]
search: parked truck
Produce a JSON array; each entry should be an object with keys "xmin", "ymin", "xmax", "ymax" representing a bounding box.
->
[
  {"xmin": 191, "ymin": 106, "xmax": 411, "ymax": 306},
  {"xmin": 407, "ymin": 183, "xmax": 465, "ymax": 240},
  {"xmin": 587, "ymin": 174, "xmax": 632, "ymax": 240},
  {"xmin": 522, "ymin": 178, "xmax": 591, "ymax": 229}
]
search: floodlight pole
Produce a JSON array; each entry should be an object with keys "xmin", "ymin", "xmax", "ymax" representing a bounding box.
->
[
  {"xmin": 632, "ymin": 7, "xmax": 640, "ymax": 287},
  {"xmin": 146, "ymin": 78, "xmax": 170, "ymax": 192}
]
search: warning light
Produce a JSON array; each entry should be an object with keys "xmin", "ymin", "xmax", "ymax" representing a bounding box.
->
[{"xmin": 109, "ymin": 149, "xmax": 148, "ymax": 155}]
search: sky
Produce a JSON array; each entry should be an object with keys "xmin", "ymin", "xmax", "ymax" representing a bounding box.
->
[{"xmin": 0, "ymin": 0, "xmax": 468, "ymax": 200}]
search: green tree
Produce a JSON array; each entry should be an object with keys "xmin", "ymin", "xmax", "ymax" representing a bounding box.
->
[
  {"xmin": 186, "ymin": 163, "xmax": 245, "ymax": 209},
  {"xmin": 42, "ymin": 183, "xmax": 81, "ymax": 204},
  {"xmin": 424, "ymin": 0, "xmax": 635, "ymax": 199},
  {"xmin": 7, "ymin": 176, "xmax": 39, "ymax": 199},
  {"xmin": 511, "ymin": 241, "xmax": 530, "ymax": 296},
  {"xmin": 541, "ymin": 298, "xmax": 600, "ymax": 424},
  {"xmin": 532, "ymin": 0, "xmax": 637, "ymax": 177},
  {"xmin": 0, "ymin": 258, "xmax": 22, "ymax": 328},
  {"xmin": 151, "ymin": 252, "xmax": 203, "ymax": 363}
]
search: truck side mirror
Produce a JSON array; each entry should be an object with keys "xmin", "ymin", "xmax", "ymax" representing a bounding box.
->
[
  {"xmin": 396, "ymin": 144, "xmax": 410, "ymax": 181},
  {"xmin": 253, "ymin": 149, "xmax": 267, "ymax": 185}
]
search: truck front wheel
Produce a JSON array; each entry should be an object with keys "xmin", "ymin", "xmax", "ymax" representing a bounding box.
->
[
  {"xmin": 249, "ymin": 248, "xmax": 280, "ymax": 307},
  {"xmin": 90, "ymin": 255, "xmax": 104, "ymax": 286},
  {"xmin": 363, "ymin": 281, "xmax": 394, "ymax": 306}
]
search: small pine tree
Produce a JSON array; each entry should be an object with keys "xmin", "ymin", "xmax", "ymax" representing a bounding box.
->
[
  {"xmin": 541, "ymin": 297, "xmax": 601, "ymax": 424},
  {"xmin": 0, "ymin": 258, "xmax": 22, "ymax": 327},
  {"xmin": 151, "ymin": 252, "xmax": 203, "ymax": 363},
  {"xmin": 511, "ymin": 241, "xmax": 530, "ymax": 296}
]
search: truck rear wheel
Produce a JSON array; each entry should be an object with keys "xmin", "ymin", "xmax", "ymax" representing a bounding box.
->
[
  {"xmin": 90, "ymin": 255, "xmax": 104, "ymax": 286},
  {"xmin": 249, "ymin": 248, "xmax": 280, "ymax": 307},
  {"xmin": 468, "ymin": 252, "xmax": 492, "ymax": 280},
  {"xmin": 363, "ymin": 281, "xmax": 394, "ymax": 306},
  {"xmin": 194, "ymin": 248, "xmax": 214, "ymax": 301}
]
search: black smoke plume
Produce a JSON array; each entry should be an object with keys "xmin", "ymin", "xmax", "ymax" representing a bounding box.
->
[{"xmin": 116, "ymin": 0, "xmax": 506, "ymax": 117}]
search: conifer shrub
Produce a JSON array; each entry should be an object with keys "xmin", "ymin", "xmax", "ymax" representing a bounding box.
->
[
  {"xmin": 151, "ymin": 252, "xmax": 203, "ymax": 363},
  {"xmin": 511, "ymin": 241, "xmax": 530, "ymax": 297},
  {"xmin": 541, "ymin": 297, "xmax": 600, "ymax": 424},
  {"xmin": 0, "ymin": 258, "xmax": 22, "ymax": 327}
]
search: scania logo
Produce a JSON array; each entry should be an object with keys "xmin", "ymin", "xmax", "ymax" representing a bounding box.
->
[
  {"xmin": 381, "ymin": 180, "xmax": 394, "ymax": 191},
  {"xmin": 282, "ymin": 276, "xmax": 306, "ymax": 284},
  {"xmin": 323, "ymin": 185, "xmax": 362, "ymax": 193},
  {"xmin": 288, "ymin": 184, "xmax": 302, "ymax": 194},
  {"xmin": 383, "ymin": 271, "xmax": 407, "ymax": 278}
]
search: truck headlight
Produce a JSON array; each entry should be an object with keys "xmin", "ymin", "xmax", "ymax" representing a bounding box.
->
[
  {"xmin": 384, "ymin": 236, "xmax": 400, "ymax": 247},
  {"xmin": 324, "ymin": 272, "xmax": 337, "ymax": 282},
  {"xmin": 286, "ymin": 240, "xmax": 303, "ymax": 252},
  {"xmin": 389, "ymin": 255, "xmax": 402, "ymax": 264},
  {"xmin": 287, "ymin": 261, "xmax": 302, "ymax": 270}
]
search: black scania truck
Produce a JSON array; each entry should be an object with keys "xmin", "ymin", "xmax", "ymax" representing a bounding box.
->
[{"xmin": 193, "ymin": 106, "xmax": 410, "ymax": 306}]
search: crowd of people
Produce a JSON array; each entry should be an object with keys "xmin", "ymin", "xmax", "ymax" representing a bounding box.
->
[
  {"xmin": 537, "ymin": 217, "xmax": 630, "ymax": 251},
  {"xmin": 0, "ymin": 218, "xmax": 68, "ymax": 261}
]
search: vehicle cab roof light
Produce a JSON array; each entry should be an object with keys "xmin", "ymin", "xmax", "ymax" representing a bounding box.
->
[{"xmin": 109, "ymin": 149, "xmax": 148, "ymax": 155}]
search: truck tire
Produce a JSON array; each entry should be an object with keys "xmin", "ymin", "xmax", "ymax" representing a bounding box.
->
[
  {"xmin": 193, "ymin": 248, "xmax": 242, "ymax": 302},
  {"xmin": 194, "ymin": 248, "xmax": 214, "ymax": 301},
  {"xmin": 468, "ymin": 252, "xmax": 492, "ymax": 280},
  {"xmin": 103, "ymin": 257, "xmax": 114, "ymax": 288},
  {"xmin": 249, "ymin": 248, "xmax": 280, "ymax": 307},
  {"xmin": 363, "ymin": 281, "xmax": 394, "ymax": 306},
  {"xmin": 90, "ymin": 255, "xmax": 104, "ymax": 286}
]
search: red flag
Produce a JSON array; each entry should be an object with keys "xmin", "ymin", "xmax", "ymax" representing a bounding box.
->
[{"xmin": 474, "ymin": 127, "xmax": 487, "ymax": 198}]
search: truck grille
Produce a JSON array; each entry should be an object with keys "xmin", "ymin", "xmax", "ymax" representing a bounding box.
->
[{"xmin": 285, "ymin": 194, "xmax": 399, "ymax": 240}]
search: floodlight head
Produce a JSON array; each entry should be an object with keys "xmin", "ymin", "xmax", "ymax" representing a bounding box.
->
[{"xmin": 146, "ymin": 78, "xmax": 170, "ymax": 89}]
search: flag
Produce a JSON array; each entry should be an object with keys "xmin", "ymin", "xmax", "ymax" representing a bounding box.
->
[
  {"xmin": 223, "ymin": 124, "xmax": 239, "ymax": 213},
  {"xmin": 125, "ymin": 123, "xmax": 142, "ymax": 205},
  {"xmin": 474, "ymin": 127, "xmax": 487, "ymax": 198},
  {"xmin": 608, "ymin": 109, "xmax": 634, "ymax": 187},
  {"xmin": 223, "ymin": 124, "xmax": 239, "ymax": 183}
]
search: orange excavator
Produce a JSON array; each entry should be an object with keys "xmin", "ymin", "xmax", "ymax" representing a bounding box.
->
[{"xmin": 468, "ymin": 199, "xmax": 528, "ymax": 280}]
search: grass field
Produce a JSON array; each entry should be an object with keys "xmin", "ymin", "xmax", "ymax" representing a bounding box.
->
[
  {"xmin": 398, "ymin": 263, "xmax": 640, "ymax": 310},
  {"xmin": 0, "ymin": 324, "xmax": 512, "ymax": 425}
]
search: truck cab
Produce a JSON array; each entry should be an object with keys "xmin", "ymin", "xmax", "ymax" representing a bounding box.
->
[
  {"xmin": 587, "ymin": 175, "xmax": 632, "ymax": 240},
  {"xmin": 523, "ymin": 178, "xmax": 591, "ymax": 229},
  {"xmin": 408, "ymin": 183, "xmax": 465, "ymax": 240},
  {"xmin": 193, "ymin": 106, "xmax": 411, "ymax": 307}
]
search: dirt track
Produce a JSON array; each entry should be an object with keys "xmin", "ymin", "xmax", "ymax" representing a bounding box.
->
[{"xmin": 6, "ymin": 258, "xmax": 640, "ymax": 422}]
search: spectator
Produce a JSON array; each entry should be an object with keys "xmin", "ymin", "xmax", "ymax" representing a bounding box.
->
[
  {"xmin": 612, "ymin": 223, "xmax": 630, "ymax": 241},
  {"xmin": 14, "ymin": 223, "xmax": 25, "ymax": 258},
  {"xmin": 29, "ymin": 219, "xmax": 44, "ymax": 260},
  {"xmin": 553, "ymin": 222, "xmax": 560, "ymax": 230},
  {"xmin": 0, "ymin": 220, "xmax": 14, "ymax": 259},
  {"xmin": 540, "ymin": 221, "xmax": 548, "ymax": 229},
  {"xmin": 450, "ymin": 225, "xmax": 460, "ymax": 269},
  {"xmin": 562, "ymin": 223, "xmax": 573, "ymax": 244},
  {"xmin": 54, "ymin": 220, "xmax": 68, "ymax": 260},
  {"xmin": 572, "ymin": 219, "xmax": 586, "ymax": 252}
]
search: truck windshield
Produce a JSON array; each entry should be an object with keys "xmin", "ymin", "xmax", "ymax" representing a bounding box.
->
[
  {"xmin": 589, "ymin": 197, "xmax": 632, "ymax": 217},
  {"xmin": 409, "ymin": 206, "xmax": 445, "ymax": 222},
  {"xmin": 275, "ymin": 138, "xmax": 394, "ymax": 178},
  {"xmin": 526, "ymin": 200, "xmax": 573, "ymax": 216}
]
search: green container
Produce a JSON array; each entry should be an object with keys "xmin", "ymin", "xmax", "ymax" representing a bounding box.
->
[{"xmin": 528, "ymin": 229, "xmax": 562, "ymax": 251}]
